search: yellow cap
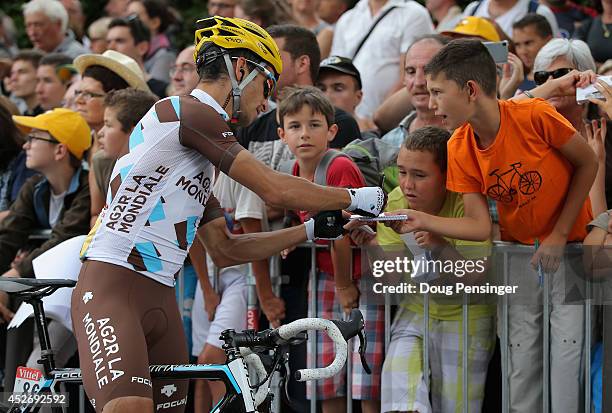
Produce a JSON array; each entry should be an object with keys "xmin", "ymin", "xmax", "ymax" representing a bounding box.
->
[
  {"xmin": 441, "ymin": 17, "xmax": 501, "ymax": 42},
  {"xmin": 13, "ymin": 108, "xmax": 92, "ymax": 160}
]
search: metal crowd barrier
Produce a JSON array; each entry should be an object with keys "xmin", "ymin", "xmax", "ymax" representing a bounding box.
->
[
  {"xmin": 241, "ymin": 240, "xmax": 596, "ymax": 413},
  {"xmin": 21, "ymin": 230, "xmax": 597, "ymax": 413}
]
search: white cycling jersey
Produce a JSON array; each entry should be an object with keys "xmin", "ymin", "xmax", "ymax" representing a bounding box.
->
[{"xmin": 81, "ymin": 89, "xmax": 243, "ymax": 286}]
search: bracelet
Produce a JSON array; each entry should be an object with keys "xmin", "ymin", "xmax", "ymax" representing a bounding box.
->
[
  {"xmin": 523, "ymin": 90, "xmax": 535, "ymax": 98},
  {"xmin": 335, "ymin": 284, "xmax": 353, "ymax": 291}
]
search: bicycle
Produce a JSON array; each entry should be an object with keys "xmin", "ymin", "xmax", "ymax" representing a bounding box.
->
[
  {"xmin": 0, "ymin": 278, "xmax": 371, "ymax": 413},
  {"xmin": 486, "ymin": 162, "xmax": 542, "ymax": 203}
]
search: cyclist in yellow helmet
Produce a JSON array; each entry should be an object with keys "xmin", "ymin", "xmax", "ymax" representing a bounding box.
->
[
  {"xmin": 193, "ymin": 16, "xmax": 282, "ymax": 124},
  {"xmin": 72, "ymin": 15, "xmax": 386, "ymax": 413}
]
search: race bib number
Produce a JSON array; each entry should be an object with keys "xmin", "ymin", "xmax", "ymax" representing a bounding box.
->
[{"xmin": 13, "ymin": 366, "xmax": 43, "ymax": 394}]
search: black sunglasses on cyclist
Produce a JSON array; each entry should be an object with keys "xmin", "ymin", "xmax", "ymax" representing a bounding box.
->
[
  {"xmin": 239, "ymin": 58, "xmax": 277, "ymax": 99},
  {"xmin": 533, "ymin": 68, "xmax": 573, "ymax": 86}
]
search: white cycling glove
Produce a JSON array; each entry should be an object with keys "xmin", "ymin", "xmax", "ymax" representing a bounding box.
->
[{"xmin": 346, "ymin": 187, "xmax": 386, "ymax": 217}]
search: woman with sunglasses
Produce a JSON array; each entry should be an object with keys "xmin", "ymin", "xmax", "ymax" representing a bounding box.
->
[{"xmin": 532, "ymin": 38, "xmax": 609, "ymax": 216}]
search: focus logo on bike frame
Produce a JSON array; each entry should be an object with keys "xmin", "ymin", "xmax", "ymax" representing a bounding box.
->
[{"xmin": 14, "ymin": 366, "xmax": 43, "ymax": 394}]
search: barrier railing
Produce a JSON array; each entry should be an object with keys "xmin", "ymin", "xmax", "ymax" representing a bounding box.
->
[
  {"xmin": 20, "ymin": 231, "xmax": 600, "ymax": 413},
  {"xmin": 253, "ymin": 241, "xmax": 597, "ymax": 413}
]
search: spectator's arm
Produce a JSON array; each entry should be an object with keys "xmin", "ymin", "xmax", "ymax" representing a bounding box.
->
[
  {"xmin": 89, "ymin": 167, "xmax": 104, "ymax": 228},
  {"xmin": 0, "ymin": 210, "xmax": 10, "ymax": 224},
  {"xmin": 189, "ymin": 236, "xmax": 221, "ymax": 321},
  {"xmin": 331, "ymin": 236, "xmax": 359, "ymax": 314},
  {"xmin": 373, "ymin": 88, "xmax": 413, "ymax": 134},
  {"xmin": 583, "ymin": 225, "xmax": 612, "ymax": 279},
  {"xmin": 552, "ymin": 133, "xmax": 598, "ymax": 239},
  {"xmin": 0, "ymin": 179, "xmax": 39, "ymax": 274},
  {"xmin": 317, "ymin": 28, "xmax": 334, "ymax": 60},
  {"xmin": 585, "ymin": 119, "xmax": 607, "ymax": 215},
  {"xmin": 385, "ymin": 193, "xmax": 492, "ymax": 241}
]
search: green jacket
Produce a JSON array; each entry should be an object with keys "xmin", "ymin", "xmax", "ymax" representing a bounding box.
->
[{"xmin": 0, "ymin": 168, "xmax": 91, "ymax": 278}]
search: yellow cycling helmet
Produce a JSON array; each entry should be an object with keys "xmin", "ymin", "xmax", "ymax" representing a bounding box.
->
[{"xmin": 193, "ymin": 16, "xmax": 283, "ymax": 77}]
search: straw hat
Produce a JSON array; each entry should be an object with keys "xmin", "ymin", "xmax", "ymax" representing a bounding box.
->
[{"xmin": 74, "ymin": 50, "xmax": 151, "ymax": 92}]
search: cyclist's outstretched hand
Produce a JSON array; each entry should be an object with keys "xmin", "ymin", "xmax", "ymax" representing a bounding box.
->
[
  {"xmin": 346, "ymin": 187, "xmax": 386, "ymax": 217},
  {"xmin": 530, "ymin": 231, "xmax": 567, "ymax": 274},
  {"xmin": 588, "ymin": 79, "xmax": 612, "ymax": 118},
  {"xmin": 203, "ymin": 288, "xmax": 221, "ymax": 321},
  {"xmin": 336, "ymin": 283, "xmax": 359, "ymax": 315},
  {"xmin": 260, "ymin": 294, "xmax": 285, "ymax": 328}
]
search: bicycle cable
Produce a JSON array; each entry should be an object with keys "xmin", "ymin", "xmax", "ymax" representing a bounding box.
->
[{"xmin": 249, "ymin": 346, "xmax": 284, "ymax": 389}]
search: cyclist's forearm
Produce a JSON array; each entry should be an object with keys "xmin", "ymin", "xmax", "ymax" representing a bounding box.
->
[
  {"xmin": 228, "ymin": 151, "xmax": 351, "ymax": 211},
  {"xmin": 272, "ymin": 172, "xmax": 351, "ymax": 211},
  {"xmin": 212, "ymin": 225, "xmax": 308, "ymax": 268}
]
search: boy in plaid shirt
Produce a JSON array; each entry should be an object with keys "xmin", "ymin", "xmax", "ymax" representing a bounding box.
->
[{"xmin": 279, "ymin": 86, "xmax": 384, "ymax": 413}]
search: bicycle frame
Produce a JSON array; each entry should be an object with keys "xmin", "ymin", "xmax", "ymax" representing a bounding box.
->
[
  {"xmin": 2, "ymin": 279, "xmax": 365, "ymax": 413},
  {"xmin": 8, "ymin": 294, "xmax": 263, "ymax": 413},
  {"xmin": 10, "ymin": 361, "xmax": 261, "ymax": 413}
]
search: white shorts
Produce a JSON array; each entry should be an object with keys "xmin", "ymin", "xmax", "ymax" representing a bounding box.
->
[{"xmin": 191, "ymin": 266, "xmax": 247, "ymax": 355}]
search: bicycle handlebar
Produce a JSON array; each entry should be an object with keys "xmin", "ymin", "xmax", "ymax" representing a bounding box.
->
[{"xmin": 233, "ymin": 309, "xmax": 369, "ymax": 384}]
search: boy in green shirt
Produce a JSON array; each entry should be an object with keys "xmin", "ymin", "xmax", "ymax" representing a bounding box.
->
[{"xmin": 350, "ymin": 126, "xmax": 495, "ymax": 412}]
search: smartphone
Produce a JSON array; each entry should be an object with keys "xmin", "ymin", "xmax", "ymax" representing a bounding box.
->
[
  {"xmin": 349, "ymin": 214, "xmax": 409, "ymax": 222},
  {"xmin": 483, "ymin": 41, "xmax": 509, "ymax": 64},
  {"xmin": 576, "ymin": 75, "xmax": 612, "ymax": 104}
]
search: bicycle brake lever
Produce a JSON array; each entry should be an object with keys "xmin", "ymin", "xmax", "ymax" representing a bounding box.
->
[
  {"xmin": 279, "ymin": 356, "xmax": 303, "ymax": 412},
  {"xmin": 357, "ymin": 330, "xmax": 371, "ymax": 374},
  {"xmin": 287, "ymin": 331, "xmax": 307, "ymax": 346}
]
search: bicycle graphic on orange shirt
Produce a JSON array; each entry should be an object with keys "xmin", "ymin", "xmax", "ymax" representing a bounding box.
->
[{"xmin": 486, "ymin": 162, "xmax": 542, "ymax": 203}]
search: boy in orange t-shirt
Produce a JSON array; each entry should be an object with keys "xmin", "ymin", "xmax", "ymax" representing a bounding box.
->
[{"xmin": 386, "ymin": 39, "xmax": 597, "ymax": 412}]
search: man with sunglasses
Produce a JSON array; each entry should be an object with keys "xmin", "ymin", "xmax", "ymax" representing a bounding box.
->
[
  {"xmin": 0, "ymin": 108, "xmax": 91, "ymax": 389},
  {"xmin": 73, "ymin": 16, "xmax": 385, "ymax": 413},
  {"xmin": 512, "ymin": 13, "xmax": 553, "ymax": 94}
]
